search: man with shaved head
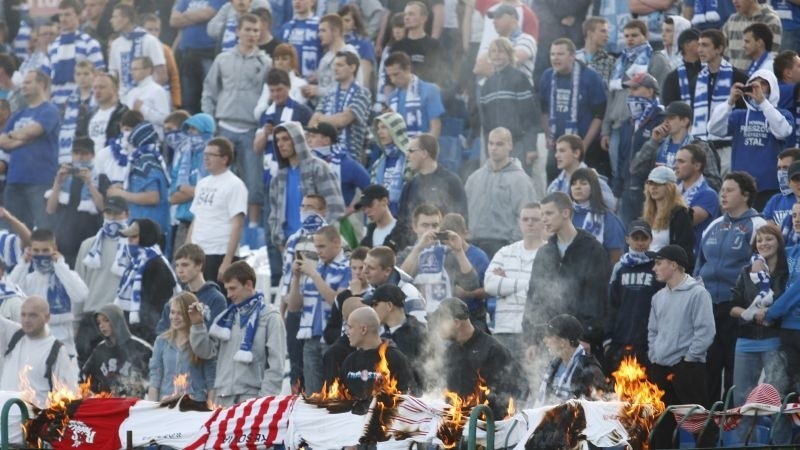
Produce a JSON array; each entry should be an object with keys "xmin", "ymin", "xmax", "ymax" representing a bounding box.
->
[
  {"xmin": 340, "ymin": 306, "xmax": 416, "ymax": 399},
  {"xmin": 0, "ymin": 296, "xmax": 79, "ymax": 406},
  {"xmin": 322, "ymin": 296, "xmax": 365, "ymax": 384},
  {"xmin": 465, "ymin": 127, "xmax": 537, "ymax": 259}
]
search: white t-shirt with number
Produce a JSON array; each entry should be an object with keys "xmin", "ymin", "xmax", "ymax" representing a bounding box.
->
[{"xmin": 189, "ymin": 169, "xmax": 248, "ymax": 255}]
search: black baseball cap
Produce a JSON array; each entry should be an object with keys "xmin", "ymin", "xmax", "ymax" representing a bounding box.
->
[
  {"xmin": 627, "ymin": 219, "xmax": 652, "ymax": 238},
  {"xmin": 789, "ymin": 161, "xmax": 800, "ymax": 180},
  {"xmin": 306, "ymin": 122, "xmax": 338, "ymax": 142},
  {"xmin": 103, "ymin": 196, "xmax": 129, "ymax": 214},
  {"xmin": 488, "ymin": 4, "xmax": 518, "ymax": 19},
  {"xmin": 646, "ymin": 244, "xmax": 689, "ymax": 270},
  {"xmin": 357, "ymin": 184, "xmax": 390, "ymax": 208},
  {"xmin": 665, "ymin": 101, "xmax": 693, "ymax": 120},
  {"xmin": 546, "ymin": 314, "xmax": 583, "ymax": 343},
  {"xmin": 365, "ymin": 284, "xmax": 406, "ymax": 307}
]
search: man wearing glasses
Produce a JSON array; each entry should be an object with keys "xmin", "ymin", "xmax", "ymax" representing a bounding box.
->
[{"xmin": 188, "ymin": 137, "xmax": 248, "ymax": 284}]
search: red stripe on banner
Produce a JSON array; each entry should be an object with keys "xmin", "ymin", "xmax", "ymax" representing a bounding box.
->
[
  {"xmin": 213, "ymin": 401, "xmax": 240, "ymax": 448},
  {"xmin": 185, "ymin": 408, "xmax": 224, "ymax": 450},
  {"xmin": 230, "ymin": 398, "xmax": 258, "ymax": 450},
  {"xmin": 265, "ymin": 396, "xmax": 294, "ymax": 445},
  {"xmin": 244, "ymin": 396, "xmax": 275, "ymax": 450}
]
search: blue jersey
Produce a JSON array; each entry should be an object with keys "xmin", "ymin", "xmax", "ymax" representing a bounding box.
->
[
  {"xmin": 280, "ymin": 17, "xmax": 322, "ymax": 77},
  {"xmin": 5, "ymin": 102, "xmax": 60, "ymax": 185}
]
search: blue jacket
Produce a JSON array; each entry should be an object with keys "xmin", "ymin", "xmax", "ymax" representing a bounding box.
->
[{"xmin": 695, "ymin": 209, "xmax": 767, "ymax": 303}]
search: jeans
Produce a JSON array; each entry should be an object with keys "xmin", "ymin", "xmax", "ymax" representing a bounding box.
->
[
  {"xmin": 730, "ymin": 348, "xmax": 791, "ymax": 444},
  {"xmin": 285, "ymin": 311, "xmax": 304, "ymax": 392},
  {"xmin": 4, "ymin": 183, "xmax": 50, "ymax": 230},
  {"xmin": 218, "ymin": 127, "xmax": 263, "ymax": 206},
  {"xmin": 608, "ymin": 128, "xmax": 621, "ymax": 183},
  {"xmin": 302, "ymin": 338, "xmax": 330, "ymax": 395},
  {"xmin": 178, "ymin": 49, "xmax": 214, "ymax": 114}
]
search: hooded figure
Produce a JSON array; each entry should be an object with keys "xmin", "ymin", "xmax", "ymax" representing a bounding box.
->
[
  {"xmin": 708, "ymin": 69, "xmax": 794, "ymax": 193},
  {"xmin": 660, "ymin": 15, "xmax": 692, "ymax": 70},
  {"xmin": 267, "ymin": 121, "xmax": 345, "ymax": 245},
  {"xmin": 125, "ymin": 121, "xmax": 171, "ymax": 236},
  {"xmin": 370, "ymin": 112, "xmax": 411, "ymax": 215},
  {"xmin": 81, "ymin": 303, "xmax": 154, "ymax": 397},
  {"xmin": 169, "ymin": 113, "xmax": 216, "ymax": 225}
]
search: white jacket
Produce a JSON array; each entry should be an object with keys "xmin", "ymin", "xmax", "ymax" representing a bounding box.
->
[
  {"xmin": 484, "ymin": 240, "xmax": 538, "ymax": 334},
  {"xmin": 123, "ymin": 76, "xmax": 171, "ymax": 129}
]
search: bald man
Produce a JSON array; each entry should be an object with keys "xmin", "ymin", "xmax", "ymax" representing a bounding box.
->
[
  {"xmin": 465, "ymin": 127, "xmax": 537, "ymax": 259},
  {"xmin": 340, "ymin": 306, "xmax": 416, "ymax": 399},
  {"xmin": 0, "ymin": 296, "xmax": 79, "ymax": 406},
  {"xmin": 322, "ymin": 296, "xmax": 364, "ymax": 384}
]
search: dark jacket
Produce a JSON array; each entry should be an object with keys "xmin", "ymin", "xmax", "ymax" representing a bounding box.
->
[
  {"xmin": 607, "ymin": 258, "xmax": 665, "ymax": 356},
  {"xmin": 398, "ymin": 166, "xmax": 468, "ymax": 225},
  {"xmin": 341, "ymin": 342, "xmax": 415, "ymax": 400},
  {"xmin": 731, "ymin": 264, "xmax": 786, "ymax": 341},
  {"xmin": 661, "ymin": 60, "xmax": 703, "ymax": 107},
  {"xmin": 542, "ymin": 351, "xmax": 606, "ymax": 400},
  {"xmin": 155, "ymin": 281, "xmax": 228, "ymax": 334},
  {"xmin": 322, "ymin": 334, "xmax": 354, "ymax": 386},
  {"xmin": 667, "ymin": 206, "xmax": 696, "ymax": 274},
  {"xmin": 360, "ymin": 219, "xmax": 414, "ymax": 253},
  {"xmin": 387, "ymin": 314, "xmax": 427, "ymax": 362},
  {"xmin": 524, "ymin": 229, "xmax": 612, "ymax": 345},
  {"xmin": 81, "ymin": 304, "xmax": 153, "ymax": 397},
  {"xmin": 478, "ymin": 65, "xmax": 537, "ymax": 142}
]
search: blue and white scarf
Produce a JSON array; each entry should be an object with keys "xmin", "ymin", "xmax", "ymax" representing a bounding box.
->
[
  {"xmin": 120, "ymin": 27, "xmax": 147, "ymax": 94},
  {"xmin": 610, "ymin": 43, "xmax": 653, "ymax": 91},
  {"xmin": 540, "ymin": 346, "xmax": 587, "ymax": 403},
  {"xmin": 389, "ymin": 75, "xmax": 423, "ymax": 137},
  {"xmin": 680, "ymin": 175, "xmax": 710, "ymax": 206},
  {"xmin": 0, "ymin": 281, "xmax": 24, "ymax": 303},
  {"xmin": 50, "ymin": 32, "xmax": 77, "ymax": 88},
  {"xmin": 574, "ymin": 202, "xmax": 605, "ymax": 243},
  {"xmin": 46, "ymin": 161, "xmax": 98, "ymax": 214},
  {"xmin": 13, "ymin": 20, "xmax": 31, "ymax": 61},
  {"xmin": 329, "ymin": 82, "xmax": 359, "ymax": 145},
  {"xmin": 221, "ymin": 15, "xmax": 239, "ymax": 52},
  {"xmin": 373, "ymin": 144, "xmax": 406, "ymax": 211},
  {"xmin": 83, "ymin": 219, "xmax": 128, "ymax": 271},
  {"xmin": 692, "ymin": 0, "xmax": 720, "ymax": 25},
  {"xmin": 311, "ymin": 144, "xmax": 343, "ymax": 183},
  {"xmin": 778, "ymin": 169, "xmax": 792, "ymax": 196},
  {"xmin": 176, "ymin": 134, "xmax": 209, "ymax": 187},
  {"xmin": 749, "ymin": 253, "xmax": 771, "ymax": 297},
  {"xmin": 30, "ymin": 256, "xmax": 71, "ymax": 317},
  {"xmin": 209, "ymin": 292, "xmax": 266, "ymax": 363},
  {"xmin": 0, "ymin": 231, "xmax": 22, "ymax": 270},
  {"xmin": 692, "ymin": 59, "xmax": 734, "ymax": 139},
  {"xmin": 657, "ymin": 133, "xmax": 693, "ymax": 169},
  {"xmin": 115, "ymin": 243, "xmax": 174, "ymax": 324},
  {"xmin": 627, "ymin": 95, "xmax": 660, "ymax": 129},
  {"xmin": 747, "ymin": 52, "xmax": 771, "ymax": 77},
  {"xmin": 550, "ymin": 62, "xmax": 581, "ymax": 137},
  {"xmin": 414, "ymin": 244, "xmax": 451, "ymax": 307},
  {"xmin": 677, "ymin": 62, "xmax": 691, "ymax": 102},
  {"xmin": 58, "ymin": 88, "xmax": 82, "ymax": 164},
  {"xmin": 124, "ymin": 123, "xmax": 170, "ymax": 190},
  {"xmin": 620, "ymin": 250, "xmax": 653, "ymax": 268}
]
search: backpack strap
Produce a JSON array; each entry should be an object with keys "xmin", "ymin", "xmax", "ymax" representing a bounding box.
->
[
  {"xmin": 44, "ymin": 339, "xmax": 64, "ymax": 391},
  {"xmin": 4, "ymin": 328, "xmax": 25, "ymax": 357}
]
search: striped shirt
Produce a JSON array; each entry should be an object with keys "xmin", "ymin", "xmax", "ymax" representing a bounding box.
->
[
  {"xmin": 484, "ymin": 240, "xmax": 538, "ymax": 334},
  {"xmin": 512, "ymin": 32, "xmax": 537, "ymax": 86},
  {"xmin": 723, "ymin": 5, "xmax": 783, "ymax": 71},
  {"xmin": 298, "ymin": 251, "xmax": 351, "ymax": 340},
  {"xmin": 47, "ymin": 32, "xmax": 106, "ymax": 106},
  {"xmin": 13, "ymin": 21, "xmax": 30, "ymax": 61},
  {"xmin": 315, "ymin": 82, "xmax": 372, "ymax": 160}
]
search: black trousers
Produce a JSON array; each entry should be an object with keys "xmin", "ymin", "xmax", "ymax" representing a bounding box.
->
[
  {"xmin": 707, "ymin": 302, "xmax": 736, "ymax": 402},
  {"xmin": 650, "ymin": 361, "xmax": 718, "ymax": 449}
]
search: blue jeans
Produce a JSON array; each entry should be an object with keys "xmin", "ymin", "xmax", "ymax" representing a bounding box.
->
[
  {"xmin": 4, "ymin": 183, "xmax": 51, "ymax": 230},
  {"xmin": 730, "ymin": 348, "xmax": 791, "ymax": 444},
  {"xmin": 302, "ymin": 338, "xmax": 330, "ymax": 395},
  {"xmin": 178, "ymin": 49, "xmax": 214, "ymax": 114},
  {"xmin": 218, "ymin": 127, "xmax": 263, "ymax": 206},
  {"xmin": 609, "ymin": 128, "xmax": 621, "ymax": 183}
]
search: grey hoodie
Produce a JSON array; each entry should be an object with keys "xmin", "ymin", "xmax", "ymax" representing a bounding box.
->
[
  {"xmin": 647, "ymin": 275, "xmax": 715, "ymax": 366},
  {"xmin": 201, "ymin": 46, "xmax": 272, "ymax": 129},
  {"xmin": 465, "ymin": 158, "xmax": 535, "ymax": 241}
]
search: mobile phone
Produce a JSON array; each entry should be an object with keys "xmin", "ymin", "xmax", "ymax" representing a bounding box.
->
[
  {"xmin": 742, "ymin": 84, "xmax": 755, "ymax": 94},
  {"xmin": 70, "ymin": 167, "xmax": 81, "ymax": 175},
  {"xmin": 435, "ymin": 231, "xmax": 450, "ymax": 241}
]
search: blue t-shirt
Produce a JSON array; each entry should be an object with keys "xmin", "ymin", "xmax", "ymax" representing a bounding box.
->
[
  {"xmin": 129, "ymin": 158, "xmax": 171, "ymax": 234},
  {"xmin": 5, "ymin": 102, "xmax": 59, "ymax": 185},
  {"xmin": 387, "ymin": 79, "xmax": 445, "ymax": 135},
  {"xmin": 345, "ymin": 33, "xmax": 375, "ymax": 62},
  {"xmin": 175, "ymin": 0, "xmax": 225, "ymax": 50},
  {"xmin": 571, "ymin": 210, "xmax": 626, "ymax": 252},
  {"xmin": 773, "ymin": 0, "xmax": 800, "ymax": 31},
  {"xmin": 539, "ymin": 66, "xmax": 607, "ymax": 139},
  {"xmin": 283, "ymin": 166, "xmax": 302, "ymax": 238},
  {"xmin": 280, "ymin": 17, "xmax": 321, "ymax": 77},
  {"xmin": 686, "ymin": 184, "xmax": 720, "ymax": 255},
  {"xmin": 694, "ymin": 1, "xmax": 736, "ymax": 30},
  {"xmin": 655, "ymin": 141, "xmax": 682, "ymax": 168},
  {"xmin": 339, "ymin": 154, "xmax": 371, "ymax": 205},
  {"xmin": 762, "ymin": 193, "xmax": 795, "ymax": 225},
  {"xmin": 727, "ymin": 108, "xmax": 794, "ymax": 192}
]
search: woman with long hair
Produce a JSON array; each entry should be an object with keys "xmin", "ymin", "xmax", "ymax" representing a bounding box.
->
[
  {"xmin": 339, "ymin": 4, "xmax": 375, "ymax": 88},
  {"xmin": 569, "ymin": 167, "xmax": 626, "ymax": 264},
  {"xmin": 148, "ymin": 292, "xmax": 215, "ymax": 403},
  {"xmin": 643, "ymin": 166, "xmax": 695, "ymax": 270}
]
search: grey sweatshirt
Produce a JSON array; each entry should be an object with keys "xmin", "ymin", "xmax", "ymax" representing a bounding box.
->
[
  {"xmin": 465, "ymin": 158, "xmax": 535, "ymax": 241},
  {"xmin": 648, "ymin": 275, "xmax": 715, "ymax": 366},
  {"xmin": 201, "ymin": 47, "xmax": 272, "ymax": 129},
  {"xmin": 75, "ymin": 235, "xmax": 123, "ymax": 315}
]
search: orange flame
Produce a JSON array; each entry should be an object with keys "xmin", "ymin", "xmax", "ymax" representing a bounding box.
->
[
  {"xmin": 438, "ymin": 374, "xmax": 491, "ymax": 449},
  {"xmin": 306, "ymin": 378, "xmax": 352, "ymax": 402},
  {"xmin": 373, "ymin": 341, "xmax": 400, "ymax": 396},
  {"xmin": 505, "ymin": 397, "xmax": 515, "ymax": 419},
  {"xmin": 18, "ymin": 365, "xmax": 36, "ymax": 405},
  {"xmin": 172, "ymin": 373, "xmax": 189, "ymax": 396},
  {"xmin": 612, "ymin": 356, "xmax": 666, "ymax": 449}
]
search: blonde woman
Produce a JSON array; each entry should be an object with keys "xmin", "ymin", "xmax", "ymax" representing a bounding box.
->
[
  {"xmin": 643, "ymin": 166, "xmax": 695, "ymax": 271},
  {"xmin": 148, "ymin": 292, "xmax": 215, "ymax": 402}
]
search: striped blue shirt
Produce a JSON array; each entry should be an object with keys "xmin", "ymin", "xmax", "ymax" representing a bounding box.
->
[
  {"xmin": 47, "ymin": 32, "xmax": 106, "ymax": 106},
  {"xmin": 280, "ymin": 17, "xmax": 321, "ymax": 77},
  {"xmin": 298, "ymin": 251, "xmax": 351, "ymax": 340}
]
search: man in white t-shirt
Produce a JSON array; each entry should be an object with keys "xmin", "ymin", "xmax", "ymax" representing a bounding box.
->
[
  {"xmin": 358, "ymin": 184, "xmax": 413, "ymax": 253},
  {"xmin": 87, "ymin": 72, "xmax": 128, "ymax": 154},
  {"xmin": 107, "ymin": 3, "xmax": 167, "ymax": 97},
  {"xmin": 188, "ymin": 137, "xmax": 248, "ymax": 284}
]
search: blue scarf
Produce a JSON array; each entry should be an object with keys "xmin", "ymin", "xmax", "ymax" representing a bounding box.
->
[
  {"xmin": 627, "ymin": 95, "xmax": 659, "ymax": 129},
  {"xmin": 31, "ymin": 256, "xmax": 71, "ymax": 316},
  {"xmin": 0, "ymin": 281, "xmax": 24, "ymax": 303},
  {"xmin": 51, "ymin": 32, "xmax": 78, "ymax": 86},
  {"xmin": 221, "ymin": 15, "xmax": 239, "ymax": 52},
  {"xmin": 749, "ymin": 253, "xmax": 771, "ymax": 297},
  {"xmin": 209, "ymin": 292, "xmax": 266, "ymax": 363},
  {"xmin": 540, "ymin": 346, "xmax": 587, "ymax": 403},
  {"xmin": 373, "ymin": 144, "xmax": 406, "ymax": 211},
  {"xmin": 311, "ymin": 144, "xmax": 343, "ymax": 183},
  {"xmin": 681, "ymin": 175, "xmax": 709, "ymax": 206},
  {"xmin": 550, "ymin": 62, "xmax": 581, "ymax": 137},
  {"xmin": 657, "ymin": 133, "xmax": 693, "ymax": 169},
  {"xmin": 0, "ymin": 231, "xmax": 21, "ymax": 270},
  {"xmin": 747, "ymin": 52, "xmax": 770, "ymax": 77},
  {"xmin": 121, "ymin": 27, "xmax": 147, "ymax": 93},
  {"xmin": 692, "ymin": 0, "xmax": 721, "ymax": 25},
  {"xmin": 58, "ymin": 88, "xmax": 82, "ymax": 163},
  {"xmin": 330, "ymin": 82, "xmax": 359, "ymax": 144},
  {"xmin": 692, "ymin": 59, "xmax": 734, "ymax": 139},
  {"xmin": 83, "ymin": 219, "xmax": 128, "ymax": 271},
  {"xmin": 176, "ymin": 134, "xmax": 209, "ymax": 187},
  {"xmin": 414, "ymin": 244, "xmax": 451, "ymax": 306},
  {"xmin": 389, "ymin": 75, "xmax": 423, "ymax": 137},
  {"xmin": 574, "ymin": 202, "xmax": 605, "ymax": 243},
  {"xmin": 115, "ymin": 243, "xmax": 174, "ymax": 324},
  {"xmin": 610, "ymin": 43, "xmax": 653, "ymax": 90},
  {"xmin": 52, "ymin": 161, "xmax": 97, "ymax": 214},
  {"xmin": 620, "ymin": 251, "xmax": 653, "ymax": 268},
  {"xmin": 677, "ymin": 62, "xmax": 691, "ymax": 102}
]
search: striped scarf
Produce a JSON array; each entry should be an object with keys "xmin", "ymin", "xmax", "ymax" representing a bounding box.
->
[
  {"xmin": 657, "ymin": 133, "xmax": 693, "ymax": 169},
  {"xmin": 692, "ymin": 0, "xmax": 721, "ymax": 25},
  {"xmin": 540, "ymin": 346, "xmax": 588, "ymax": 402},
  {"xmin": 691, "ymin": 60, "xmax": 734, "ymax": 139},
  {"xmin": 373, "ymin": 144, "xmax": 406, "ymax": 211},
  {"xmin": 176, "ymin": 134, "xmax": 209, "ymax": 188},
  {"xmin": 389, "ymin": 75, "xmax": 423, "ymax": 137},
  {"xmin": 58, "ymin": 88, "xmax": 82, "ymax": 163},
  {"xmin": 115, "ymin": 243, "xmax": 176, "ymax": 324},
  {"xmin": 677, "ymin": 62, "xmax": 691, "ymax": 102},
  {"xmin": 0, "ymin": 231, "xmax": 22, "ymax": 270},
  {"xmin": 610, "ymin": 43, "xmax": 653, "ymax": 91},
  {"xmin": 620, "ymin": 251, "xmax": 653, "ymax": 268},
  {"xmin": 221, "ymin": 15, "xmax": 239, "ymax": 52},
  {"xmin": 574, "ymin": 202, "xmax": 605, "ymax": 244},
  {"xmin": 46, "ymin": 162, "xmax": 97, "ymax": 214},
  {"xmin": 747, "ymin": 52, "xmax": 770, "ymax": 77},
  {"xmin": 209, "ymin": 292, "xmax": 266, "ymax": 363},
  {"xmin": 120, "ymin": 28, "xmax": 147, "ymax": 94},
  {"xmin": 83, "ymin": 219, "xmax": 128, "ymax": 272},
  {"xmin": 50, "ymin": 32, "xmax": 78, "ymax": 88},
  {"xmin": 311, "ymin": 144, "xmax": 343, "ymax": 183},
  {"xmin": 550, "ymin": 62, "xmax": 581, "ymax": 137}
]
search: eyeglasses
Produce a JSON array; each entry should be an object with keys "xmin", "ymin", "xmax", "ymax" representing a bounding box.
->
[{"xmin": 203, "ymin": 153, "xmax": 222, "ymax": 158}]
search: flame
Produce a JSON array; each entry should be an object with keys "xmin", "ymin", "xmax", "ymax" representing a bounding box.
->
[
  {"xmin": 612, "ymin": 356, "xmax": 666, "ymax": 449},
  {"xmin": 373, "ymin": 341, "xmax": 400, "ymax": 396},
  {"xmin": 172, "ymin": 373, "xmax": 189, "ymax": 396},
  {"xmin": 438, "ymin": 374, "xmax": 491, "ymax": 449},
  {"xmin": 18, "ymin": 365, "xmax": 36, "ymax": 405},
  {"xmin": 506, "ymin": 397, "xmax": 515, "ymax": 419}
]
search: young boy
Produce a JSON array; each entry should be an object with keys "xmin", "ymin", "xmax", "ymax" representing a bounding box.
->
[
  {"xmin": 9, "ymin": 229, "xmax": 89, "ymax": 357},
  {"xmin": 156, "ymin": 243, "xmax": 227, "ymax": 333},
  {"xmin": 605, "ymin": 220, "xmax": 666, "ymax": 374},
  {"xmin": 59, "ymin": 60, "xmax": 96, "ymax": 164}
]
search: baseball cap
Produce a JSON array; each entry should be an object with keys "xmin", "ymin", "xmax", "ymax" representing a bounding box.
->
[
  {"xmin": 646, "ymin": 244, "xmax": 689, "ymax": 270},
  {"xmin": 789, "ymin": 161, "xmax": 800, "ymax": 181},
  {"xmin": 364, "ymin": 284, "xmax": 406, "ymax": 307},
  {"xmin": 664, "ymin": 101, "xmax": 693, "ymax": 120},
  {"xmin": 488, "ymin": 4, "xmax": 518, "ymax": 19},
  {"xmin": 624, "ymin": 72, "xmax": 660, "ymax": 94},
  {"xmin": 431, "ymin": 297, "xmax": 470, "ymax": 321},
  {"xmin": 306, "ymin": 122, "xmax": 338, "ymax": 143},
  {"xmin": 627, "ymin": 219, "xmax": 652, "ymax": 238},
  {"xmin": 357, "ymin": 184, "xmax": 390, "ymax": 208},
  {"xmin": 647, "ymin": 166, "xmax": 677, "ymax": 185},
  {"xmin": 103, "ymin": 196, "xmax": 129, "ymax": 214},
  {"xmin": 546, "ymin": 315, "xmax": 583, "ymax": 343}
]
